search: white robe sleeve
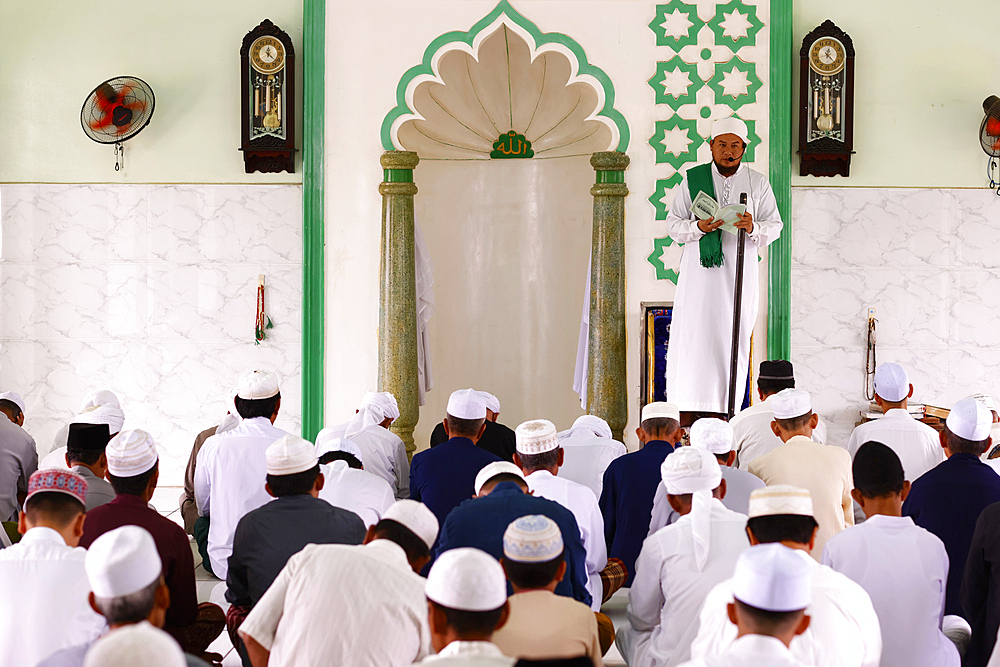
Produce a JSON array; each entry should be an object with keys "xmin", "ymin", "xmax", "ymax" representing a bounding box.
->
[
  {"xmin": 626, "ymin": 536, "xmax": 665, "ymax": 634},
  {"xmin": 746, "ymin": 171, "xmax": 782, "ymax": 249},
  {"xmin": 193, "ymin": 440, "xmax": 213, "ymax": 517}
]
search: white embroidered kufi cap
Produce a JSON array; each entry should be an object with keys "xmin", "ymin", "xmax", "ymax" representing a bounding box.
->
[
  {"xmin": 711, "ymin": 116, "xmax": 749, "ymax": 144},
  {"xmin": 947, "ymin": 396, "xmax": 993, "ymax": 441},
  {"xmin": 748, "ymin": 485, "xmax": 814, "ymax": 518},
  {"xmin": 0, "ymin": 391, "xmax": 25, "ymax": 415},
  {"xmin": 477, "ymin": 391, "xmax": 501, "ymax": 415},
  {"xmin": 474, "ymin": 461, "xmax": 525, "ymax": 495},
  {"xmin": 86, "ymin": 525, "xmax": 162, "ymax": 598},
  {"xmin": 383, "ymin": 499, "xmax": 440, "ymax": 549},
  {"xmin": 236, "ymin": 369, "xmax": 280, "ymax": 400},
  {"xmin": 771, "ymin": 388, "xmax": 812, "ymax": 420},
  {"xmin": 106, "ymin": 429, "xmax": 158, "ymax": 477},
  {"xmin": 446, "ymin": 388, "xmax": 486, "ymax": 420},
  {"xmin": 425, "ymin": 547, "xmax": 507, "ymax": 611},
  {"xmin": 503, "ymin": 515, "xmax": 563, "ymax": 563},
  {"xmin": 84, "ymin": 622, "xmax": 185, "ymax": 667},
  {"xmin": 515, "ymin": 419, "xmax": 559, "ymax": 455},
  {"xmin": 690, "ymin": 418, "xmax": 734, "ymax": 454},
  {"xmin": 266, "ymin": 434, "xmax": 318, "ymax": 476},
  {"xmin": 641, "ymin": 402, "xmax": 680, "ymax": 422},
  {"xmin": 874, "ymin": 363, "xmax": 909, "ymax": 402},
  {"xmin": 732, "ymin": 543, "xmax": 812, "ymax": 612}
]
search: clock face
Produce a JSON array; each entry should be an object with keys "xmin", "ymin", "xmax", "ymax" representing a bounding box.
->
[
  {"xmin": 809, "ymin": 37, "xmax": 846, "ymax": 75},
  {"xmin": 251, "ymin": 36, "xmax": 285, "ymax": 74}
]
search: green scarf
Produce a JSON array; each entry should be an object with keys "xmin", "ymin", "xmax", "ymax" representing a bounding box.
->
[{"xmin": 687, "ymin": 163, "xmax": 724, "ymax": 268}]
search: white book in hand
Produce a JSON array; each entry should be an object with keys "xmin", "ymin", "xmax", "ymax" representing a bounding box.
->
[{"xmin": 691, "ymin": 191, "xmax": 746, "ymax": 235}]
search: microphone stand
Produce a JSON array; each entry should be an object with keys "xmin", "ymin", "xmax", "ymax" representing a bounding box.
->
[{"xmin": 727, "ymin": 193, "xmax": 748, "ymax": 420}]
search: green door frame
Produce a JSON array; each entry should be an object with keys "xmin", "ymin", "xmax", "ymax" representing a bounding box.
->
[{"xmin": 767, "ymin": 0, "xmax": 792, "ymax": 360}]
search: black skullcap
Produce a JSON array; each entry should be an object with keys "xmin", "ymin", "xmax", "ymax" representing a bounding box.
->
[
  {"xmin": 853, "ymin": 441, "xmax": 905, "ymax": 498},
  {"xmin": 759, "ymin": 360, "xmax": 794, "ymax": 380},
  {"xmin": 67, "ymin": 423, "xmax": 111, "ymax": 452}
]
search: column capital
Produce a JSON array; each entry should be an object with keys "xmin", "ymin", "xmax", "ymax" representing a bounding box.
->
[
  {"xmin": 590, "ymin": 151, "xmax": 630, "ymax": 172},
  {"xmin": 591, "ymin": 183, "xmax": 629, "ymax": 198},
  {"xmin": 380, "ymin": 151, "xmax": 420, "ymax": 170}
]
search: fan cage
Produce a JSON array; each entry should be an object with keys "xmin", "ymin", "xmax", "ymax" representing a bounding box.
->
[{"xmin": 80, "ymin": 76, "xmax": 155, "ymax": 145}]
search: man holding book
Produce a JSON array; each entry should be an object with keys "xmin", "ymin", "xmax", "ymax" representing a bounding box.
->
[{"xmin": 664, "ymin": 116, "xmax": 783, "ymax": 423}]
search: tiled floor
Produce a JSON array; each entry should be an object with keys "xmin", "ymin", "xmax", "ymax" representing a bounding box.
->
[{"xmin": 603, "ymin": 588, "xmax": 629, "ymax": 666}]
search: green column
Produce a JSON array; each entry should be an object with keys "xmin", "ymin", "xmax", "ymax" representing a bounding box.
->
[
  {"xmin": 378, "ymin": 151, "xmax": 420, "ymax": 455},
  {"xmin": 588, "ymin": 151, "xmax": 630, "ymax": 442}
]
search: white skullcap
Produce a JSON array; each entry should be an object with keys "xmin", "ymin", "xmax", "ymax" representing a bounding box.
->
[
  {"xmin": 732, "ymin": 543, "xmax": 812, "ymax": 612},
  {"xmin": 515, "ymin": 419, "xmax": 559, "ymax": 455},
  {"xmin": 642, "ymin": 402, "xmax": 680, "ymax": 423},
  {"xmin": 874, "ymin": 363, "xmax": 909, "ymax": 403},
  {"xmin": 237, "ymin": 369, "xmax": 280, "ymax": 400},
  {"xmin": 478, "ymin": 391, "xmax": 501, "ymax": 415},
  {"xmin": 748, "ymin": 485, "xmax": 814, "ymax": 518},
  {"xmin": 426, "ymin": 547, "xmax": 507, "ymax": 612},
  {"xmin": 447, "ymin": 388, "xmax": 486, "ymax": 421},
  {"xmin": 771, "ymin": 388, "xmax": 812, "ymax": 420},
  {"xmin": 86, "ymin": 525, "xmax": 162, "ymax": 598},
  {"xmin": 106, "ymin": 429, "xmax": 158, "ymax": 477},
  {"xmin": 79, "ymin": 389, "xmax": 121, "ymax": 414},
  {"xmin": 266, "ymin": 434, "xmax": 318, "ymax": 476},
  {"xmin": 559, "ymin": 415, "xmax": 612, "ymax": 441},
  {"xmin": 474, "ymin": 461, "xmax": 525, "ymax": 495},
  {"xmin": 84, "ymin": 622, "xmax": 185, "ymax": 667},
  {"xmin": 690, "ymin": 418, "xmax": 734, "ymax": 454},
  {"xmin": 711, "ymin": 116, "xmax": 749, "ymax": 144},
  {"xmin": 383, "ymin": 499, "xmax": 440, "ymax": 549},
  {"xmin": 973, "ymin": 393, "xmax": 997, "ymax": 413},
  {"xmin": 0, "ymin": 391, "xmax": 25, "ymax": 414},
  {"xmin": 947, "ymin": 396, "xmax": 993, "ymax": 442},
  {"xmin": 315, "ymin": 428, "xmax": 364, "ymax": 465},
  {"xmin": 660, "ymin": 447, "xmax": 722, "ymax": 571},
  {"xmin": 74, "ymin": 404, "xmax": 126, "ymax": 435},
  {"xmin": 503, "ymin": 515, "xmax": 563, "ymax": 563},
  {"xmin": 344, "ymin": 391, "xmax": 400, "ymax": 439}
]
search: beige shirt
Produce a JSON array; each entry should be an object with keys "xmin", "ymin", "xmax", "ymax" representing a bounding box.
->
[
  {"xmin": 748, "ymin": 435, "xmax": 853, "ymax": 559},
  {"xmin": 491, "ymin": 590, "xmax": 601, "ymax": 667}
]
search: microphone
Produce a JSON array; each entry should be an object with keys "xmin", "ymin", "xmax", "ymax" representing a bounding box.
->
[{"xmin": 740, "ymin": 193, "xmax": 747, "ymax": 205}]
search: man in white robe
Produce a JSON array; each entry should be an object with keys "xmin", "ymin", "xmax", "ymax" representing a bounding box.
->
[
  {"xmin": 556, "ymin": 415, "xmax": 626, "ymax": 499},
  {"xmin": 664, "ymin": 117, "xmax": 783, "ymax": 420},
  {"xmin": 315, "ymin": 432, "xmax": 395, "ymax": 528},
  {"xmin": 327, "ymin": 391, "xmax": 410, "ymax": 499}
]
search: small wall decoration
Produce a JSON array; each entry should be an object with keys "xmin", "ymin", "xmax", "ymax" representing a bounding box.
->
[
  {"xmin": 798, "ymin": 20, "xmax": 855, "ymax": 177},
  {"xmin": 240, "ymin": 19, "xmax": 296, "ymax": 173}
]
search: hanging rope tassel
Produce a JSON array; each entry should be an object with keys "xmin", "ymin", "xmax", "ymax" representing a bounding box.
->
[{"xmin": 255, "ymin": 274, "xmax": 273, "ymax": 345}]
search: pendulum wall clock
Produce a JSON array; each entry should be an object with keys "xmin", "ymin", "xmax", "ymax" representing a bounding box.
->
[
  {"xmin": 798, "ymin": 20, "xmax": 855, "ymax": 177},
  {"xmin": 240, "ymin": 19, "xmax": 296, "ymax": 173}
]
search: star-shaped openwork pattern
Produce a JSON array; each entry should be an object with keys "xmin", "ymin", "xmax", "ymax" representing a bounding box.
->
[
  {"xmin": 649, "ymin": 177, "xmax": 683, "ymax": 220},
  {"xmin": 647, "ymin": 237, "xmax": 680, "ymax": 283},
  {"xmin": 738, "ymin": 116, "xmax": 761, "ymax": 162},
  {"xmin": 708, "ymin": 1, "xmax": 763, "ymax": 50},
  {"xmin": 648, "ymin": 2, "xmax": 703, "ymax": 49},
  {"xmin": 706, "ymin": 59, "xmax": 762, "ymax": 110},
  {"xmin": 648, "ymin": 60, "xmax": 702, "ymax": 106},
  {"xmin": 649, "ymin": 118, "xmax": 702, "ymax": 168}
]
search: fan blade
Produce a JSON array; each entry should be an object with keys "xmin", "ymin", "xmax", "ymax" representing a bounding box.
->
[{"xmin": 94, "ymin": 83, "xmax": 118, "ymax": 111}]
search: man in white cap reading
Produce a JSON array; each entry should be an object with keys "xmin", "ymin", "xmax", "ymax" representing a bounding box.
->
[
  {"xmin": 42, "ymin": 389, "xmax": 125, "ymax": 469},
  {"xmin": 557, "ymin": 414, "xmax": 627, "ymax": 498},
  {"xmin": 677, "ymin": 543, "xmax": 813, "ymax": 667},
  {"xmin": 730, "ymin": 360, "xmax": 828, "ymax": 471},
  {"xmin": 411, "ymin": 547, "xmax": 514, "ymax": 666},
  {"xmin": 315, "ymin": 430, "xmax": 395, "ymax": 528},
  {"xmin": 410, "ymin": 388, "xmax": 502, "ymax": 528},
  {"xmin": 240, "ymin": 499, "xmax": 440, "ymax": 666},
  {"xmin": 492, "ymin": 515, "xmax": 602, "ymax": 666},
  {"xmin": 823, "ymin": 442, "xmax": 959, "ymax": 667},
  {"xmin": 0, "ymin": 388, "xmax": 37, "ymax": 524},
  {"xmin": 0, "ymin": 469, "xmax": 104, "ymax": 666},
  {"xmin": 747, "ymin": 388, "xmax": 853, "ymax": 558},
  {"xmin": 846, "ymin": 362, "xmax": 943, "ymax": 481},
  {"xmin": 328, "ymin": 390, "xmax": 411, "ymax": 498},
  {"xmin": 619, "ymin": 446, "xmax": 750, "ymax": 667},
  {"xmin": 514, "ymin": 419, "xmax": 609, "ymax": 610},
  {"xmin": 601, "ymin": 402, "xmax": 682, "ymax": 586},
  {"xmin": 429, "ymin": 390, "xmax": 517, "ymax": 462},
  {"xmin": 903, "ymin": 396, "xmax": 1000, "ymax": 618},
  {"xmin": 663, "ymin": 116, "xmax": 783, "ymax": 421},
  {"xmin": 194, "ymin": 368, "xmax": 288, "ymax": 578},
  {"xmin": 79, "ymin": 429, "xmax": 225, "ymax": 660},
  {"xmin": 690, "ymin": 486, "xmax": 881, "ymax": 667},
  {"xmin": 39, "ymin": 525, "xmax": 211, "ymax": 667}
]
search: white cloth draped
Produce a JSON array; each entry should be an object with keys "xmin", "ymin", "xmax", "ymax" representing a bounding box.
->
[
  {"xmin": 415, "ymin": 219, "xmax": 435, "ymax": 406},
  {"xmin": 572, "ymin": 259, "xmax": 592, "ymax": 409}
]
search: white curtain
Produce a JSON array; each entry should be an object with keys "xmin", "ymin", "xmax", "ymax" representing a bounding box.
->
[
  {"xmin": 572, "ymin": 259, "xmax": 591, "ymax": 409},
  {"xmin": 415, "ymin": 219, "xmax": 435, "ymax": 406}
]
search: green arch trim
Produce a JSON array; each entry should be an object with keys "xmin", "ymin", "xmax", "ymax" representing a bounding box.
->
[{"xmin": 380, "ymin": 0, "xmax": 629, "ymax": 153}]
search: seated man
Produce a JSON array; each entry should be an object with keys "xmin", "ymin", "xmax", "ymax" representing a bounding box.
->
[
  {"xmin": 619, "ymin": 447, "xmax": 750, "ymax": 667},
  {"xmin": 677, "ymin": 543, "xmax": 813, "ymax": 667},
  {"xmin": 601, "ymin": 402, "xmax": 681, "ymax": 586},
  {"xmin": 824, "ymin": 442, "xmax": 959, "ymax": 667},
  {"xmin": 412, "ymin": 547, "xmax": 514, "ymax": 666},
  {"xmin": 0, "ymin": 391, "xmax": 26, "ymax": 427},
  {"xmin": 326, "ymin": 391, "xmax": 410, "ymax": 498},
  {"xmin": 84, "ymin": 623, "xmax": 187, "ymax": 667},
  {"xmin": 0, "ymin": 469, "xmax": 104, "ymax": 666},
  {"xmin": 556, "ymin": 415, "xmax": 626, "ymax": 499},
  {"xmin": 0, "ymin": 390, "xmax": 38, "ymax": 524},
  {"xmin": 315, "ymin": 433, "xmax": 395, "ymax": 528},
  {"xmin": 492, "ymin": 515, "xmax": 602, "ymax": 667},
  {"xmin": 240, "ymin": 500, "xmax": 440, "ymax": 667},
  {"xmin": 179, "ymin": 397, "xmax": 241, "ymax": 535},
  {"xmin": 690, "ymin": 486, "xmax": 881, "ymax": 667},
  {"xmin": 64, "ymin": 423, "xmax": 115, "ymax": 511},
  {"xmin": 80, "ymin": 429, "xmax": 225, "ymax": 660},
  {"xmin": 410, "ymin": 389, "xmax": 501, "ymax": 528},
  {"xmin": 430, "ymin": 391, "xmax": 517, "ymax": 462}
]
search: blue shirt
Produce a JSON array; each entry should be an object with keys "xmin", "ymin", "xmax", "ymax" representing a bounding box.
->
[
  {"xmin": 410, "ymin": 437, "xmax": 501, "ymax": 529},
  {"xmin": 903, "ymin": 452, "xmax": 1000, "ymax": 618},
  {"xmin": 600, "ymin": 440, "xmax": 676, "ymax": 586},
  {"xmin": 433, "ymin": 481, "xmax": 593, "ymax": 607}
]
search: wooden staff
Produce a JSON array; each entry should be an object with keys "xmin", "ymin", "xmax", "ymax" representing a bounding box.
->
[{"xmin": 727, "ymin": 193, "xmax": 748, "ymax": 419}]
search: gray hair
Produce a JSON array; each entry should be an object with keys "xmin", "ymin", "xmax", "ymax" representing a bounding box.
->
[{"xmin": 92, "ymin": 577, "xmax": 161, "ymax": 625}]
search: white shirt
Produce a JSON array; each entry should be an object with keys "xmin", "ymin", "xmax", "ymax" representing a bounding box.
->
[
  {"xmin": 194, "ymin": 416, "xmax": 288, "ymax": 578},
  {"xmin": 241, "ymin": 539, "xmax": 432, "ymax": 667},
  {"xmin": 731, "ymin": 395, "xmax": 828, "ymax": 471},
  {"xmin": 627, "ymin": 499, "xmax": 750, "ymax": 667},
  {"xmin": 690, "ymin": 549, "xmax": 882, "ymax": 667},
  {"xmin": 410, "ymin": 641, "xmax": 515, "ymax": 667},
  {"xmin": 0, "ymin": 527, "xmax": 105, "ymax": 666},
  {"xmin": 556, "ymin": 433, "xmax": 627, "ymax": 498},
  {"xmin": 650, "ymin": 467, "xmax": 763, "ymax": 536},
  {"xmin": 330, "ymin": 423, "xmax": 410, "ymax": 499},
  {"xmin": 678, "ymin": 634, "xmax": 812, "ymax": 667},
  {"xmin": 822, "ymin": 515, "xmax": 958, "ymax": 667},
  {"xmin": 526, "ymin": 469, "xmax": 607, "ymax": 610},
  {"xmin": 846, "ymin": 409, "xmax": 944, "ymax": 482},
  {"xmin": 318, "ymin": 460, "xmax": 395, "ymax": 528}
]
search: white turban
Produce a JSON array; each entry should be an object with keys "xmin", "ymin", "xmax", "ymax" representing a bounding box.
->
[
  {"xmin": 315, "ymin": 428, "xmax": 364, "ymax": 466},
  {"xmin": 558, "ymin": 415, "xmax": 612, "ymax": 441},
  {"xmin": 79, "ymin": 390, "xmax": 121, "ymax": 414},
  {"xmin": 477, "ymin": 391, "xmax": 501, "ymax": 415},
  {"xmin": 660, "ymin": 447, "xmax": 722, "ymax": 571},
  {"xmin": 344, "ymin": 392, "xmax": 400, "ymax": 439},
  {"xmin": 73, "ymin": 404, "xmax": 125, "ymax": 436},
  {"xmin": 690, "ymin": 418, "xmax": 734, "ymax": 455}
]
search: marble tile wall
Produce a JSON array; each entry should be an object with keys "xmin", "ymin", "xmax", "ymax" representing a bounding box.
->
[
  {"xmin": 0, "ymin": 184, "xmax": 303, "ymax": 487},
  {"xmin": 791, "ymin": 187, "xmax": 1000, "ymax": 448}
]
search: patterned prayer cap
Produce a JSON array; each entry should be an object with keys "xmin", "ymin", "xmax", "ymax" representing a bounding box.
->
[
  {"xmin": 26, "ymin": 468, "xmax": 87, "ymax": 506},
  {"xmin": 503, "ymin": 515, "xmax": 563, "ymax": 563}
]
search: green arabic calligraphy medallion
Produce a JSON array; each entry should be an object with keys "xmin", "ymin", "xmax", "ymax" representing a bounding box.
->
[{"xmin": 491, "ymin": 131, "xmax": 534, "ymax": 159}]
